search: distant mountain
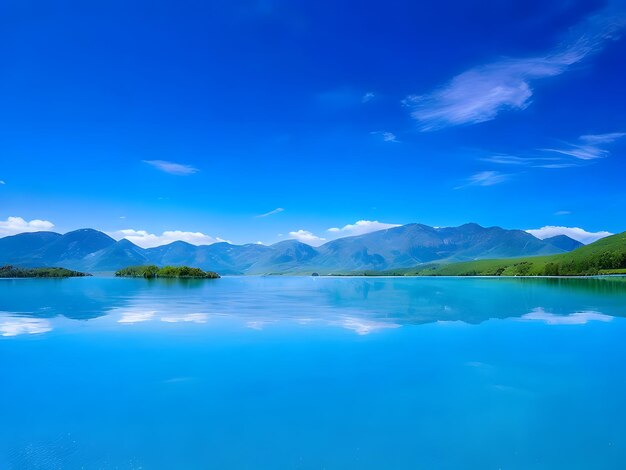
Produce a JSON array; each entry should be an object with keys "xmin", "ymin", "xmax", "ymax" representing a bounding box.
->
[
  {"xmin": 0, "ymin": 229, "xmax": 115, "ymax": 267},
  {"xmin": 543, "ymin": 235, "xmax": 584, "ymax": 252},
  {"xmin": 145, "ymin": 241, "xmax": 273, "ymax": 275},
  {"xmin": 0, "ymin": 231, "xmax": 62, "ymax": 265},
  {"xmin": 80, "ymin": 239, "xmax": 149, "ymax": 271},
  {"xmin": 247, "ymin": 240, "xmax": 320, "ymax": 273},
  {"xmin": 31, "ymin": 229, "xmax": 116, "ymax": 267},
  {"xmin": 0, "ymin": 223, "xmax": 586, "ymax": 274},
  {"xmin": 305, "ymin": 223, "xmax": 561, "ymax": 274}
]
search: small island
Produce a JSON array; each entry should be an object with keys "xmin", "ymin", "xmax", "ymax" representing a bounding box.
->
[
  {"xmin": 0, "ymin": 265, "xmax": 91, "ymax": 278},
  {"xmin": 115, "ymin": 265, "xmax": 220, "ymax": 279}
]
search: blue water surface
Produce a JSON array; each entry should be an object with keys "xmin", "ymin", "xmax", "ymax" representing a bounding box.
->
[{"xmin": 1, "ymin": 276, "xmax": 626, "ymax": 469}]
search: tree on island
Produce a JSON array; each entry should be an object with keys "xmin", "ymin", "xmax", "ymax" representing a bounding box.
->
[
  {"xmin": 115, "ymin": 265, "xmax": 220, "ymax": 279},
  {"xmin": 0, "ymin": 265, "xmax": 90, "ymax": 278}
]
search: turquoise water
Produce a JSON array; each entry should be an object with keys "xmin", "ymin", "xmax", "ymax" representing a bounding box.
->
[{"xmin": 1, "ymin": 276, "xmax": 626, "ymax": 469}]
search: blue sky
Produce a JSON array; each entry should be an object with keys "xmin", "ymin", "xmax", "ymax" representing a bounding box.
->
[{"xmin": 0, "ymin": 0, "xmax": 625, "ymax": 246}]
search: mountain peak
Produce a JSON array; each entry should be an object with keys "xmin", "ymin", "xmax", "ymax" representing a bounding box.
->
[
  {"xmin": 116, "ymin": 238, "xmax": 140, "ymax": 248},
  {"xmin": 543, "ymin": 234, "xmax": 584, "ymax": 252},
  {"xmin": 163, "ymin": 240, "xmax": 195, "ymax": 248},
  {"xmin": 270, "ymin": 239, "xmax": 313, "ymax": 248}
]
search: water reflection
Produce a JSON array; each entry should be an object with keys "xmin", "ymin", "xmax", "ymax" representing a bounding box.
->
[
  {"xmin": 161, "ymin": 313, "xmax": 208, "ymax": 323},
  {"xmin": 0, "ymin": 314, "xmax": 52, "ymax": 337},
  {"xmin": 520, "ymin": 308, "xmax": 613, "ymax": 325},
  {"xmin": 1, "ymin": 276, "xmax": 625, "ymax": 337}
]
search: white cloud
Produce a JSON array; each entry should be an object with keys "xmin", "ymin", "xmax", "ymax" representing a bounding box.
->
[
  {"xmin": 288, "ymin": 229, "xmax": 326, "ymax": 246},
  {"xmin": 256, "ymin": 207, "xmax": 284, "ymax": 218},
  {"xmin": 161, "ymin": 313, "xmax": 208, "ymax": 323},
  {"xmin": 481, "ymin": 153, "xmax": 567, "ymax": 167},
  {"xmin": 110, "ymin": 229, "xmax": 222, "ymax": 248},
  {"xmin": 143, "ymin": 160, "xmax": 199, "ymax": 175},
  {"xmin": 542, "ymin": 131, "xmax": 625, "ymax": 160},
  {"xmin": 0, "ymin": 315, "xmax": 52, "ymax": 337},
  {"xmin": 327, "ymin": 220, "xmax": 401, "ymax": 237},
  {"xmin": 362, "ymin": 92, "xmax": 375, "ymax": 103},
  {"xmin": 0, "ymin": 180, "xmax": 5, "ymax": 185},
  {"xmin": 371, "ymin": 131, "xmax": 399, "ymax": 143},
  {"xmin": 542, "ymin": 145, "xmax": 608, "ymax": 160},
  {"xmin": 521, "ymin": 308, "xmax": 613, "ymax": 325},
  {"xmin": 481, "ymin": 130, "xmax": 624, "ymax": 171},
  {"xmin": 405, "ymin": 10, "xmax": 625, "ymax": 130},
  {"xmin": 526, "ymin": 226, "xmax": 612, "ymax": 244},
  {"xmin": 0, "ymin": 216, "xmax": 55, "ymax": 237},
  {"xmin": 481, "ymin": 154, "xmax": 535, "ymax": 165},
  {"xmin": 554, "ymin": 210, "xmax": 571, "ymax": 216},
  {"xmin": 580, "ymin": 132, "xmax": 626, "ymax": 144},
  {"xmin": 457, "ymin": 171, "xmax": 509, "ymax": 189},
  {"xmin": 534, "ymin": 163, "xmax": 579, "ymax": 169}
]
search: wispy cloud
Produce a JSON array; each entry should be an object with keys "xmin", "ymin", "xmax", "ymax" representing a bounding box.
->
[
  {"xmin": 362, "ymin": 92, "xmax": 375, "ymax": 103},
  {"xmin": 405, "ymin": 9, "xmax": 625, "ymax": 130},
  {"xmin": 370, "ymin": 131, "xmax": 399, "ymax": 143},
  {"xmin": 481, "ymin": 154, "xmax": 534, "ymax": 165},
  {"xmin": 479, "ymin": 130, "xmax": 624, "ymax": 176},
  {"xmin": 554, "ymin": 210, "xmax": 571, "ymax": 216},
  {"xmin": 526, "ymin": 226, "xmax": 612, "ymax": 244},
  {"xmin": 542, "ymin": 145, "xmax": 608, "ymax": 160},
  {"xmin": 143, "ymin": 160, "xmax": 199, "ymax": 175},
  {"xmin": 534, "ymin": 163, "xmax": 579, "ymax": 169},
  {"xmin": 0, "ymin": 180, "xmax": 5, "ymax": 185},
  {"xmin": 328, "ymin": 220, "xmax": 401, "ymax": 237},
  {"xmin": 480, "ymin": 154, "xmax": 562, "ymax": 166},
  {"xmin": 580, "ymin": 132, "xmax": 626, "ymax": 144},
  {"xmin": 110, "ymin": 229, "xmax": 225, "ymax": 248},
  {"xmin": 457, "ymin": 171, "xmax": 510, "ymax": 189},
  {"xmin": 256, "ymin": 207, "xmax": 284, "ymax": 218},
  {"xmin": 0, "ymin": 216, "xmax": 55, "ymax": 237},
  {"xmin": 542, "ymin": 132, "xmax": 625, "ymax": 160},
  {"xmin": 288, "ymin": 229, "xmax": 326, "ymax": 246}
]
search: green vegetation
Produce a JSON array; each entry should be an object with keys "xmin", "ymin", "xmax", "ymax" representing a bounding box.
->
[
  {"xmin": 115, "ymin": 265, "xmax": 220, "ymax": 279},
  {"xmin": 349, "ymin": 231, "xmax": 626, "ymax": 277},
  {"xmin": 0, "ymin": 265, "xmax": 90, "ymax": 278},
  {"xmin": 116, "ymin": 265, "xmax": 160, "ymax": 278}
]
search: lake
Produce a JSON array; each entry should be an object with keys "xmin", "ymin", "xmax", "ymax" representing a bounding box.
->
[{"xmin": 1, "ymin": 276, "xmax": 626, "ymax": 469}]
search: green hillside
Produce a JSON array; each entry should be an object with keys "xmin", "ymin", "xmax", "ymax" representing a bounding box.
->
[{"xmin": 386, "ymin": 231, "xmax": 626, "ymax": 277}]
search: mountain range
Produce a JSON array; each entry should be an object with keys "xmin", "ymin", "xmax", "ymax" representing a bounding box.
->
[{"xmin": 0, "ymin": 223, "xmax": 584, "ymax": 274}]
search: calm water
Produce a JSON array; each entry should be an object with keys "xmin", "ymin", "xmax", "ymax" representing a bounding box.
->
[{"xmin": 1, "ymin": 276, "xmax": 626, "ymax": 469}]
